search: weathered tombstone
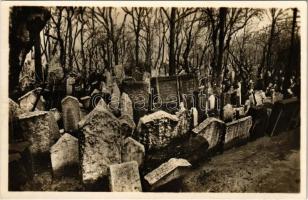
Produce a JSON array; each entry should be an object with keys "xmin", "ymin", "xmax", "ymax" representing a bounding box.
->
[
  {"xmin": 109, "ymin": 161, "xmax": 142, "ymax": 192},
  {"xmin": 224, "ymin": 116, "xmax": 252, "ymax": 150},
  {"xmin": 192, "ymin": 117, "xmax": 225, "ymax": 151},
  {"xmin": 80, "ymin": 96, "xmax": 91, "ymax": 109},
  {"xmin": 66, "ymin": 76, "xmax": 75, "ymax": 95},
  {"xmin": 18, "ymin": 88, "xmax": 45, "ymax": 112},
  {"xmin": 105, "ymin": 70, "xmax": 113, "ymax": 92},
  {"xmin": 109, "ymin": 82, "xmax": 121, "ymax": 112},
  {"xmin": 144, "ymin": 158, "xmax": 191, "ymax": 191},
  {"xmin": 175, "ymin": 107, "xmax": 190, "ymax": 136},
  {"xmin": 18, "ymin": 111, "xmax": 60, "ymax": 171},
  {"xmin": 50, "ymin": 133, "xmax": 79, "ymax": 177},
  {"xmin": 114, "ymin": 64, "xmax": 125, "ymax": 84},
  {"xmin": 61, "ymin": 96, "xmax": 81, "ymax": 132},
  {"xmin": 191, "ymin": 107, "xmax": 198, "ymax": 127},
  {"xmin": 121, "ymin": 137, "xmax": 145, "ymax": 167},
  {"xmin": 49, "ymin": 108, "xmax": 61, "ymax": 122},
  {"xmin": 120, "ymin": 93, "xmax": 133, "ymax": 118},
  {"xmin": 136, "ymin": 110, "xmax": 179, "ymax": 150},
  {"xmin": 119, "ymin": 114, "xmax": 136, "ymax": 138},
  {"xmin": 79, "ymin": 102, "xmax": 122, "ymax": 187}
]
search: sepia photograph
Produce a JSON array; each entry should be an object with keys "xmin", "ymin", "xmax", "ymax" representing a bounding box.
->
[{"xmin": 0, "ymin": 1, "xmax": 307, "ymax": 199}]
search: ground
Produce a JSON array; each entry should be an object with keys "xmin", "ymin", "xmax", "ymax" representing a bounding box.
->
[
  {"xmin": 21, "ymin": 128, "xmax": 300, "ymax": 192},
  {"xmin": 182, "ymin": 128, "xmax": 300, "ymax": 192}
]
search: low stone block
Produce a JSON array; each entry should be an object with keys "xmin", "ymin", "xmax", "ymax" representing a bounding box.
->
[
  {"xmin": 109, "ymin": 161, "xmax": 142, "ymax": 192},
  {"xmin": 144, "ymin": 158, "xmax": 191, "ymax": 191}
]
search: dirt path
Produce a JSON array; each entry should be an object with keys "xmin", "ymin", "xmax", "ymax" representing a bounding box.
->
[{"xmin": 182, "ymin": 129, "xmax": 300, "ymax": 192}]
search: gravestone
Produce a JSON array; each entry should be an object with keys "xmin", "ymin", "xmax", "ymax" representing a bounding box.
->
[
  {"xmin": 144, "ymin": 158, "xmax": 191, "ymax": 191},
  {"xmin": 18, "ymin": 111, "xmax": 60, "ymax": 171},
  {"xmin": 192, "ymin": 117, "xmax": 225, "ymax": 151},
  {"xmin": 50, "ymin": 133, "xmax": 79, "ymax": 177},
  {"xmin": 121, "ymin": 137, "xmax": 145, "ymax": 167},
  {"xmin": 61, "ymin": 96, "xmax": 81, "ymax": 132},
  {"xmin": 79, "ymin": 102, "xmax": 122, "ymax": 186},
  {"xmin": 66, "ymin": 76, "xmax": 75, "ymax": 95},
  {"xmin": 114, "ymin": 64, "xmax": 125, "ymax": 84},
  {"xmin": 120, "ymin": 93, "xmax": 133, "ymax": 118},
  {"xmin": 175, "ymin": 108, "xmax": 190, "ymax": 136},
  {"xmin": 105, "ymin": 70, "xmax": 113, "ymax": 92},
  {"xmin": 108, "ymin": 161, "xmax": 142, "ymax": 192},
  {"xmin": 18, "ymin": 88, "xmax": 45, "ymax": 112},
  {"xmin": 109, "ymin": 83, "xmax": 121, "ymax": 112},
  {"xmin": 191, "ymin": 107, "xmax": 198, "ymax": 127},
  {"xmin": 223, "ymin": 104, "xmax": 234, "ymax": 122},
  {"xmin": 136, "ymin": 110, "xmax": 179, "ymax": 150},
  {"xmin": 224, "ymin": 116, "xmax": 252, "ymax": 150}
]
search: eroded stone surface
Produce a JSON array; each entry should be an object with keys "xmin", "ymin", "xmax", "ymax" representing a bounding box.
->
[
  {"xmin": 109, "ymin": 161, "xmax": 142, "ymax": 192},
  {"xmin": 18, "ymin": 88, "xmax": 45, "ymax": 112},
  {"xmin": 79, "ymin": 102, "xmax": 122, "ymax": 185}
]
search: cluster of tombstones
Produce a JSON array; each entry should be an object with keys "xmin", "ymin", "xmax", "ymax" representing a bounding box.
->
[{"xmin": 9, "ymin": 72, "xmax": 300, "ymax": 192}]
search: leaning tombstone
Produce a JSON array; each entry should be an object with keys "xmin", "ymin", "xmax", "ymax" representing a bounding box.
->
[
  {"xmin": 121, "ymin": 137, "xmax": 145, "ymax": 167},
  {"xmin": 49, "ymin": 108, "xmax": 61, "ymax": 122},
  {"xmin": 50, "ymin": 133, "xmax": 79, "ymax": 178},
  {"xmin": 108, "ymin": 161, "xmax": 142, "ymax": 192},
  {"xmin": 18, "ymin": 111, "xmax": 60, "ymax": 172},
  {"xmin": 61, "ymin": 96, "xmax": 81, "ymax": 132},
  {"xmin": 78, "ymin": 102, "xmax": 122, "ymax": 188},
  {"xmin": 136, "ymin": 110, "xmax": 179, "ymax": 150},
  {"xmin": 224, "ymin": 116, "xmax": 252, "ymax": 150},
  {"xmin": 18, "ymin": 88, "xmax": 45, "ymax": 112},
  {"xmin": 192, "ymin": 117, "xmax": 225, "ymax": 152},
  {"xmin": 144, "ymin": 158, "xmax": 191, "ymax": 191}
]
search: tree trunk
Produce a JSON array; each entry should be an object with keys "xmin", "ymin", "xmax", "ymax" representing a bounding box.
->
[
  {"xmin": 34, "ymin": 32, "xmax": 43, "ymax": 82},
  {"xmin": 168, "ymin": 8, "xmax": 177, "ymax": 76}
]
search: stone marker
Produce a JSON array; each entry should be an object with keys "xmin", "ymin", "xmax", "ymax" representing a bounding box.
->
[
  {"xmin": 66, "ymin": 76, "xmax": 75, "ymax": 95},
  {"xmin": 191, "ymin": 107, "xmax": 198, "ymax": 127},
  {"xmin": 49, "ymin": 108, "xmax": 61, "ymax": 122},
  {"xmin": 18, "ymin": 88, "xmax": 45, "ymax": 112},
  {"xmin": 144, "ymin": 158, "xmax": 191, "ymax": 191},
  {"xmin": 175, "ymin": 108, "xmax": 190, "ymax": 136},
  {"xmin": 121, "ymin": 137, "xmax": 145, "ymax": 167},
  {"xmin": 224, "ymin": 116, "xmax": 252, "ymax": 150},
  {"xmin": 120, "ymin": 93, "xmax": 133, "ymax": 118},
  {"xmin": 105, "ymin": 70, "xmax": 113, "ymax": 92},
  {"xmin": 109, "ymin": 82, "xmax": 121, "ymax": 112},
  {"xmin": 61, "ymin": 96, "xmax": 81, "ymax": 132},
  {"xmin": 9, "ymin": 98, "xmax": 23, "ymax": 121},
  {"xmin": 109, "ymin": 161, "xmax": 142, "ymax": 192},
  {"xmin": 136, "ymin": 110, "xmax": 179, "ymax": 150},
  {"xmin": 80, "ymin": 96, "xmax": 91, "ymax": 109},
  {"xmin": 192, "ymin": 117, "xmax": 225, "ymax": 151},
  {"xmin": 19, "ymin": 111, "xmax": 60, "ymax": 154},
  {"xmin": 79, "ymin": 102, "xmax": 122, "ymax": 186},
  {"xmin": 50, "ymin": 133, "xmax": 79, "ymax": 177},
  {"xmin": 114, "ymin": 64, "xmax": 125, "ymax": 84}
]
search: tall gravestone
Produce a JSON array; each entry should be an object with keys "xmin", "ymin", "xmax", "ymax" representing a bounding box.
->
[
  {"xmin": 121, "ymin": 137, "xmax": 145, "ymax": 167},
  {"xmin": 61, "ymin": 96, "xmax": 81, "ymax": 132},
  {"xmin": 79, "ymin": 102, "xmax": 122, "ymax": 186},
  {"xmin": 114, "ymin": 64, "xmax": 125, "ymax": 84},
  {"xmin": 120, "ymin": 93, "xmax": 133, "ymax": 118},
  {"xmin": 109, "ymin": 83, "xmax": 121, "ymax": 113}
]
